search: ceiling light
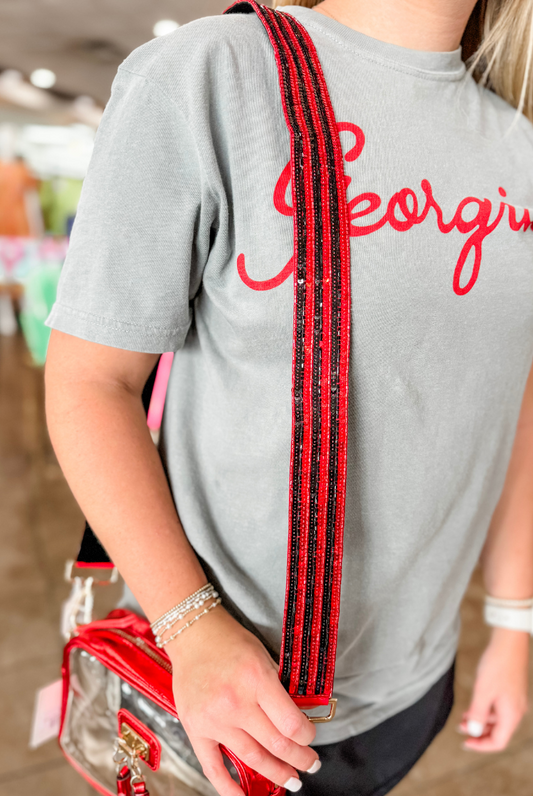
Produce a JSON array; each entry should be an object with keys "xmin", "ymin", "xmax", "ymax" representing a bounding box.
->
[
  {"xmin": 0, "ymin": 70, "xmax": 52, "ymax": 110},
  {"xmin": 153, "ymin": 20, "xmax": 180, "ymax": 37},
  {"xmin": 30, "ymin": 68, "xmax": 56, "ymax": 89}
]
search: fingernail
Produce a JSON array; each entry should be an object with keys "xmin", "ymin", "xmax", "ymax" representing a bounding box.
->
[
  {"xmin": 307, "ymin": 759, "xmax": 321, "ymax": 774},
  {"xmin": 283, "ymin": 777, "xmax": 302, "ymax": 792},
  {"xmin": 467, "ymin": 720, "xmax": 484, "ymax": 738}
]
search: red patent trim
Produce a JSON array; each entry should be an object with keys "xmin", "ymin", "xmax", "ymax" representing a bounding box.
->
[
  {"xmin": 291, "ymin": 695, "xmax": 331, "ymax": 709},
  {"xmin": 74, "ymin": 561, "xmax": 115, "ymax": 569},
  {"xmin": 132, "ymin": 782, "xmax": 150, "ymax": 796},
  {"xmin": 62, "ymin": 624, "xmax": 176, "ymax": 717},
  {"xmin": 117, "ymin": 765, "xmax": 132, "ymax": 795},
  {"xmin": 117, "ymin": 709, "xmax": 161, "ymax": 771}
]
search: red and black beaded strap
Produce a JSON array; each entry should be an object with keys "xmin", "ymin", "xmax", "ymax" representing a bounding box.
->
[{"xmin": 224, "ymin": 2, "xmax": 351, "ymax": 708}]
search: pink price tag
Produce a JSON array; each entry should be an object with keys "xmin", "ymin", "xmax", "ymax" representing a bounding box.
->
[{"xmin": 29, "ymin": 680, "xmax": 63, "ymax": 749}]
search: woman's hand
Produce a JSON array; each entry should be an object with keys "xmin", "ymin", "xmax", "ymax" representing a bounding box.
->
[
  {"xmin": 168, "ymin": 606, "xmax": 320, "ymax": 796},
  {"xmin": 460, "ymin": 627, "xmax": 530, "ymax": 752}
]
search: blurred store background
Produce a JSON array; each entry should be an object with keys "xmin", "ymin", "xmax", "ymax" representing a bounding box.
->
[{"xmin": 1, "ymin": 2, "xmax": 532, "ymax": 795}]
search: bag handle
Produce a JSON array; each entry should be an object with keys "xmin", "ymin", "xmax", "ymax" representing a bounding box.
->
[{"xmin": 75, "ymin": 1, "xmax": 351, "ymax": 713}]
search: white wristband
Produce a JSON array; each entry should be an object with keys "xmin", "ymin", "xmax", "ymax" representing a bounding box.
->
[{"xmin": 484, "ymin": 596, "xmax": 533, "ymax": 634}]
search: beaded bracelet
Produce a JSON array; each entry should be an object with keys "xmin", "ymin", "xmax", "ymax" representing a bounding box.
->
[
  {"xmin": 151, "ymin": 584, "xmax": 220, "ymax": 646},
  {"xmin": 151, "ymin": 584, "xmax": 214, "ymax": 629},
  {"xmin": 151, "ymin": 584, "xmax": 217, "ymax": 634},
  {"xmin": 151, "ymin": 583, "xmax": 213, "ymax": 629},
  {"xmin": 156, "ymin": 598, "xmax": 222, "ymax": 649}
]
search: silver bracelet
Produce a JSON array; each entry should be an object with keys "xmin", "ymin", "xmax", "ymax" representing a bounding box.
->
[
  {"xmin": 151, "ymin": 584, "xmax": 217, "ymax": 632},
  {"xmin": 151, "ymin": 584, "xmax": 213, "ymax": 629},
  {"xmin": 151, "ymin": 584, "xmax": 219, "ymax": 642},
  {"xmin": 156, "ymin": 598, "xmax": 222, "ymax": 648}
]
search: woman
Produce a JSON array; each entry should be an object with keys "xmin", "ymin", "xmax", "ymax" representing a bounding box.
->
[{"xmin": 45, "ymin": 0, "xmax": 533, "ymax": 794}]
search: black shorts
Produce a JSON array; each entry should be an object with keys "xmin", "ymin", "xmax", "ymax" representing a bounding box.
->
[{"xmin": 300, "ymin": 662, "xmax": 455, "ymax": 796}]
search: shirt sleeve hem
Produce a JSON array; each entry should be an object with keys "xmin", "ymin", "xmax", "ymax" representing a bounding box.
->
[{"xmin": 45, "ymin": 302, "xmax": 189, "ymax": 354}]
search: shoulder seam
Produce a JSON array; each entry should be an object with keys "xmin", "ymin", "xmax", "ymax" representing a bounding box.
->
[{"xmin": 117, "ymin": 65, "xmax": 219, "ymax": 203}]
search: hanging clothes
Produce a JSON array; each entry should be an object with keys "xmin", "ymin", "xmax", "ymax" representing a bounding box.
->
[
  {"xmin": 39, "ymin": 177, "xmax": 83, "ymax": 236},
  {"xmin": 0, "ymin": 159, "xmax": 38, "ymax": 237}
]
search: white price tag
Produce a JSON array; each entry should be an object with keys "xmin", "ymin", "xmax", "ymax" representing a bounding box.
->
[{"xmin": 29, "ymin": 679, "xmax": 62, "ymax": 749}]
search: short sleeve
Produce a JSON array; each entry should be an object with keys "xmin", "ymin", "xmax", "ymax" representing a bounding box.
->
[{"xmin": 46, "ymin": 67, "xmax": 219, "ymax": 353}]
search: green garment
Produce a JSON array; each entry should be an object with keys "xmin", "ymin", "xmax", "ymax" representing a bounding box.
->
[
  {"xmin": 40, "ymin": 178, "xmax": 83, "ymax": 236},
  {"xmin": 20, "ymin": 263, "xmax": 62, "ymax": 365}
]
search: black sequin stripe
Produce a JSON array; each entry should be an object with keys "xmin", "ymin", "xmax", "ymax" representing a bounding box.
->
[
  {"xmin": 272, "ymin": 12, "xmax": 329, "ymax": 696},
  {"xmin": 282, "ymin": 14, "xmax": 345, "ymax": 694}
]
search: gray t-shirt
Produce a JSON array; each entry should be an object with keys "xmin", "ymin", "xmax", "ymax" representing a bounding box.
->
[{"xmin": 47, "ymin": 6, "xmax": 533, "ymax": 744}]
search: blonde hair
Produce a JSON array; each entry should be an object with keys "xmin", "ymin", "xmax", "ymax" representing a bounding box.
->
[
  {"xmin": 273, "ymin": 0, "xmax": 533, "ymax": 122},
  {"xmin": 469, "ymin": 0, "xmax": 533, "ymax": 121}
]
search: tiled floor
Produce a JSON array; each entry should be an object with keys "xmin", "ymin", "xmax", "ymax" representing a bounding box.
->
[{"xmin": 1, "ymin": 331, "xmax": 532, "ymax": 795}]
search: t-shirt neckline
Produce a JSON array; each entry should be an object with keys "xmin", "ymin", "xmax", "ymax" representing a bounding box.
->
[{"xmin": 281, "ymin": 5, "xmax": 466, "ymax": 81}]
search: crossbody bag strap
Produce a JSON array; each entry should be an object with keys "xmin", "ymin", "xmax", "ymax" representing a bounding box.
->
[
  {"xmin": 224, "ymin": 2, "xmax": 351, "ymax": 709},
  {"xmin": 75, "ymin": 0, "xmax": 351, "ymax": 713}
]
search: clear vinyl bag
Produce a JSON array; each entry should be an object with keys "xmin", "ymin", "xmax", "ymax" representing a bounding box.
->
[{"xmin": 60, "ymin": 610, "xmax": 272, "ymax": 795}]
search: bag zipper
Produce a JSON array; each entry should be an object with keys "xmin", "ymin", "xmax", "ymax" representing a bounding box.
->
[{"xmin": 110, "ymin": 628, "xmax": 173, "ymax": 674}]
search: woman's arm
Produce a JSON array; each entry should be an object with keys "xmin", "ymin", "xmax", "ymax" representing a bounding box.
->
[
  {"xmin": 460, "ymin": 362, "xmax": 533, "ymax": 751},
  {"xmin": 45, "ymin": 329, "xmax": 318, "ymax": 796},
  {"xmin": 45, "ymin": 331, "xmax": 208, "ymax": 615}
]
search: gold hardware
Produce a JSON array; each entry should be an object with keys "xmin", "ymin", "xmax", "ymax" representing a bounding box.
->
[
  {"xmin": 113, "ymin": 736, "xmax": 147, "ymax": 789},
  {"xmin": 64, "ymin": 559, "xmax": 119, "ymax": 585},
  {"xmin": 306, "ymin": 698, "xmax": 337, "ymax": 724},
  {"xmin": 119, "ymin": 722, "xmax": 150, "ymax": 762}
]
